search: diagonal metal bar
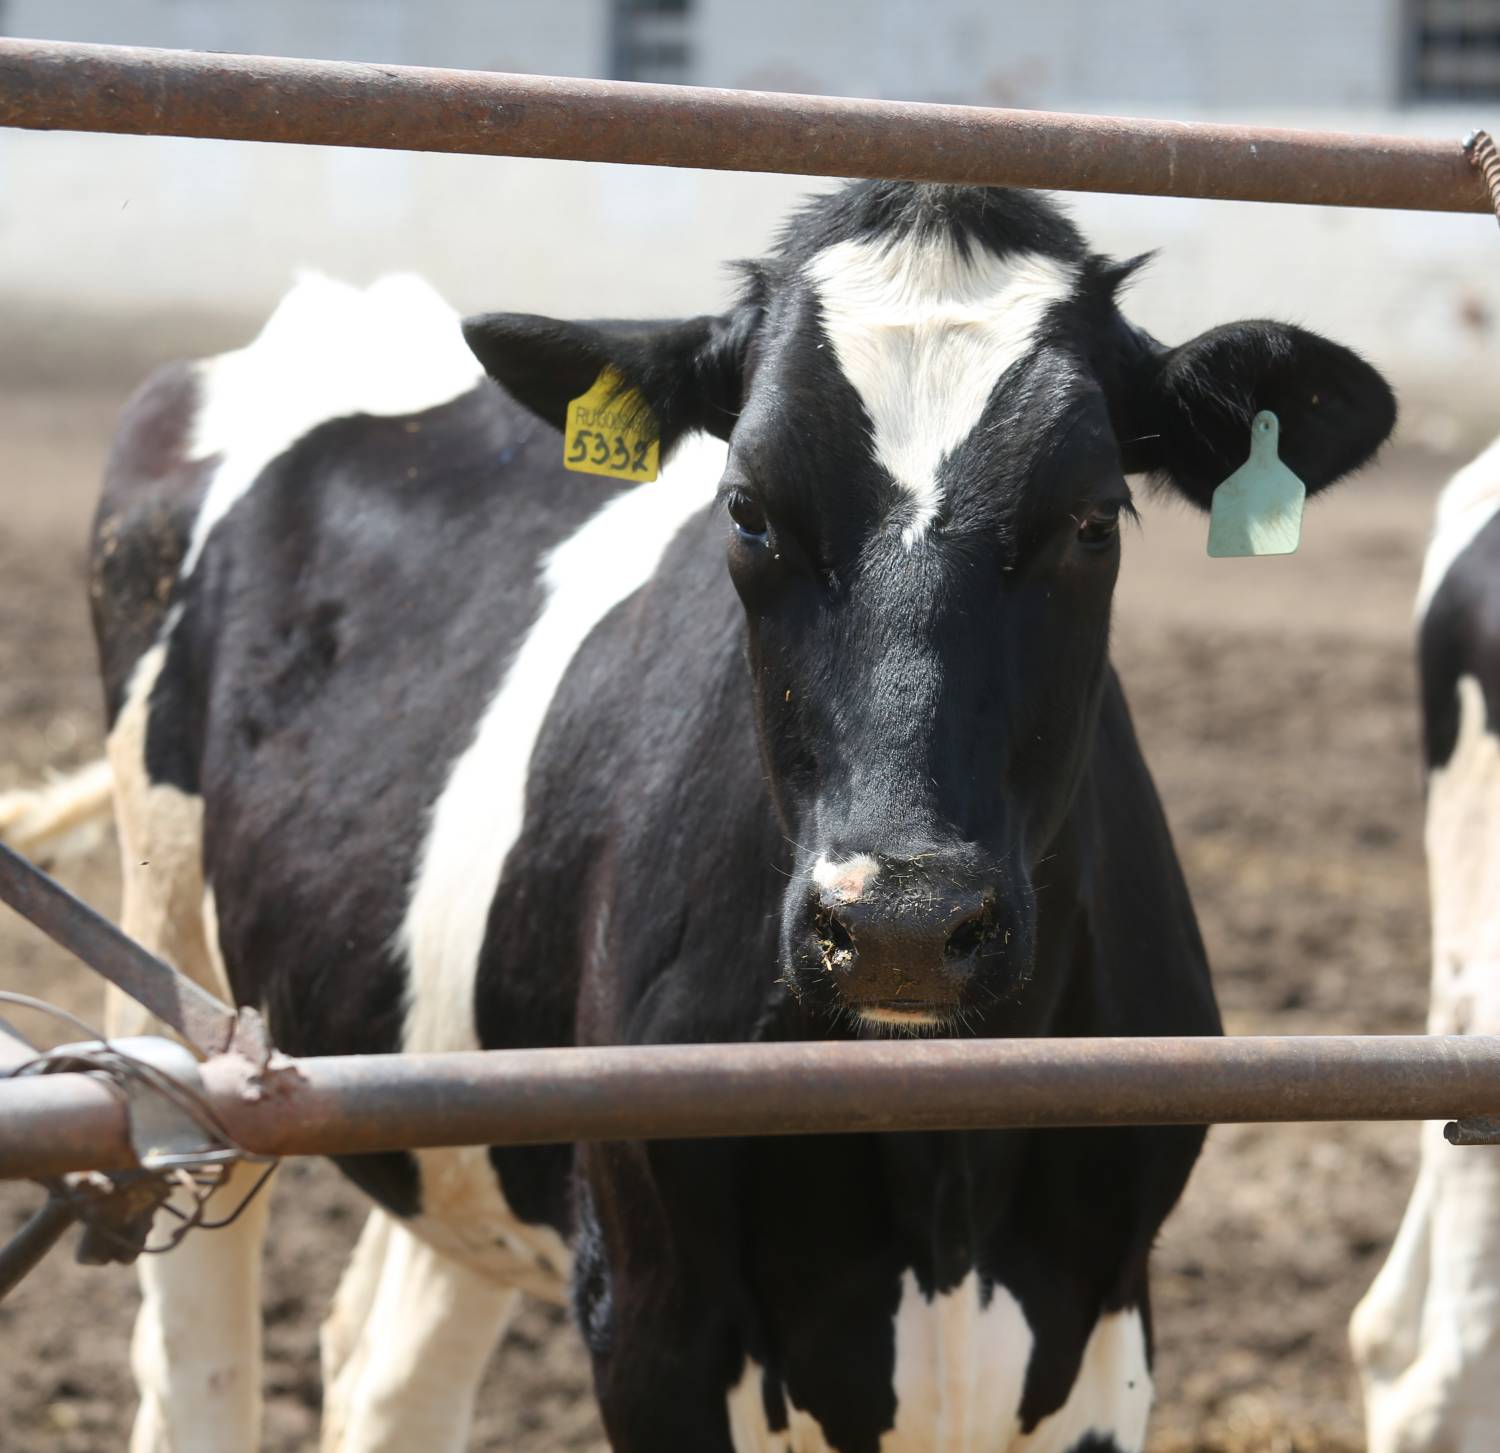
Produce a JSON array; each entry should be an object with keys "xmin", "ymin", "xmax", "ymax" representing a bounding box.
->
[
  {"xmin": 0, "ymin": 843, "xmax": 234, "ymax": 1056},
  {"xmin": 0, "ymin": 1195, "xmax": 78, "ymax": 1300}
]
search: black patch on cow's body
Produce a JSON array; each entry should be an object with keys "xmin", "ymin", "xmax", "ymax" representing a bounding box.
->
[
  {"xmin": 143, "ymin": 604, "xmax": 208, "ymax": 794},
  {"xmin": 90, "ymin": 361, "xmax": 214, "ymax": 726},
  {"xmin": 329, "ymin": 1149, "xmax": 423, "ymax": 1221},
  {"xmin": 97, "ymin": 377, "xmax": 640, "ymax": 1226},
  {"xmin": 570, "ymin": 1178, "xmax": 614, "ymax": 1357},
  {"xmin": 88, "ymin": 179, "xmax": 1397, "ymax": 1449},
  {"xmin": 1421, "ymin": 508, "xmax": 1500, "ymax": 769}
]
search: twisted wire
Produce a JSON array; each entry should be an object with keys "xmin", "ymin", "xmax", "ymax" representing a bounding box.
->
[{"xmin": 1464, "ymin": 130, "xmax": 1500, "ymax": 230}]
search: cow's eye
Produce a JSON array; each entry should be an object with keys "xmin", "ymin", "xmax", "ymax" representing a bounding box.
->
[
  {"xmin": 728, "ymin": 490, "xmax": 769, "ymax": 541},
  {"xmin": 1076, "ymin": 503, "xmax": 1122, "ymax": 548}
]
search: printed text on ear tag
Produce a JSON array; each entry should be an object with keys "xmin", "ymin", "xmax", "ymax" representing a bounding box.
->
[
  {"xmin": 563, "ymin": 367, "xmax": 660, "ymax": 483},
  {"xmin": 1206, "ymin": 411, "xmax": 1306, "ymax": 558}
]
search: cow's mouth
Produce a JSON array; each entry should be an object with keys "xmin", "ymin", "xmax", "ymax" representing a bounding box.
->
[{"xmin": 853, "ymin": 1001, "xmax": 955, "ymax": 1033}]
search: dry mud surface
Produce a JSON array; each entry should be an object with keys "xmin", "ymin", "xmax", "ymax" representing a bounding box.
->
[{"xmin": 0, "ymin": 384, "xmax": 1453, "ymax": 1451}]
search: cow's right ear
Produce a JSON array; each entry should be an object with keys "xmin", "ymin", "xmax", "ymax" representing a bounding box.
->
[{"xmin": 461, "ymin": 310, "xmax": 754, "ymax": 450}]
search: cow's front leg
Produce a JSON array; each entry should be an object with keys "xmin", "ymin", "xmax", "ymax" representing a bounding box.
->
[
  {"xmin": 127, "ymin": 1157, "xmax": 274, "ymax": 1453},
  {"xmin": 108, "ymin": 694, "xmax": 274, "ymax": 1453}
]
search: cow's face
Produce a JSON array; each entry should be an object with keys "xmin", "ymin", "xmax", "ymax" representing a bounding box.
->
[{"xmin": 466, "ymin": 183, "xmax": 1395, "ymax": 1034}]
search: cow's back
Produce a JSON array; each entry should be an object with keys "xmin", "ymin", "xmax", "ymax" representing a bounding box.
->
[{"xmin": 89, "ymin": 275, "xmax": 685, "ymax": 1226}]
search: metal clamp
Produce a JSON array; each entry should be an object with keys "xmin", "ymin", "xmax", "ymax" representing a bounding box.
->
[
  {"xmin": 1445, "ymin": 1115, "xmax": 1500, "ymax": 1146},
  {"xmin": 47, "ymin": 1035, "xmax": 233, "ymax": 1168}
]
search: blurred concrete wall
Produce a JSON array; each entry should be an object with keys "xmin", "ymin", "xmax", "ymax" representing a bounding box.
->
[
  {"xmin": 1, "ymin": 0, "xmax": 609, "ymax": 74},
  {"xmin": 1, "ymin": 0, "xmax": 1410, "ymax": 106},
  {"xmin": 692, "ymin": 0, "xmax": 1406, "ymax": 109},
  {"xmin": 0, "ymin": 2, "xmax": 1494, "ymax": 445}
]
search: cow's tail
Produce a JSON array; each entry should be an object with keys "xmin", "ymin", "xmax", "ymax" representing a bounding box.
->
[{"xmin": 0, "ymin": 757, "xmax": 114, "ymax": 863}]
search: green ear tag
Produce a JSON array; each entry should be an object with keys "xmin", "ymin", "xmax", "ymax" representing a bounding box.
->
[{"xmin": 1206, "ymin": 411, "xmax": 1306, "ymax": 558}]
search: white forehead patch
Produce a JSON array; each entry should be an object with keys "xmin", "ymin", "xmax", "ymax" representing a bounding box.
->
[{"xmin": 808, "ymin": 235, "xmax": 1077, "ymax": 547}]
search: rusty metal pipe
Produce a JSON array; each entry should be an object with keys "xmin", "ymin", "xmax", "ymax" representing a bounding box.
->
[
  {"xmin": 0, "ymin": 1071, "xmax": 133, "ymax": 1178},
  {"xmin": 4, "ymin": 1035, "xmax": 1500, "ymax": 1179},
  {"xmin": 0, "ymin": 38, "xmax": 1488, "ymax": 213}
]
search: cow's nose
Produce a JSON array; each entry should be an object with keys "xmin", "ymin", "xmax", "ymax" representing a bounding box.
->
[{"xmin": 809, "ymin": 877, "xmax": 1008, "ymax": 1019}]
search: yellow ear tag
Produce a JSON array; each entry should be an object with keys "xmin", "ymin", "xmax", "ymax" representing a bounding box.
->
[
  {"xmin": 562, "ymin": 367, "xmax": 660, "ymax": 483},
  {"xmin": 1206, "ymin": 410, "xmax": 1306, "ymax": 558}
]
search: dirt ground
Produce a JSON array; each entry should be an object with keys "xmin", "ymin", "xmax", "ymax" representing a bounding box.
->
[{"xmin": 0, "ymin": 376, "xmax": 1455, "ymax": 1452}]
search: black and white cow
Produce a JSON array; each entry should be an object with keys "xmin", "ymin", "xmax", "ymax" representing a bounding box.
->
[
  {"xmin": 1350, "ymin": 434, "xmax": 1500, "ymax": 1453},
  {"xmin": 71, "ymin": 182, "xmax": 1395, "ymax": 1452}
]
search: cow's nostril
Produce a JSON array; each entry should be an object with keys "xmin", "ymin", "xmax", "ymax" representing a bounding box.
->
[
  {"xmin": 814, "ymin": 906, "xmax": 857, "ymax": 974},
  {"xmin": 944, "ymin": 901, "xmax": 999, "ymax": 963}
]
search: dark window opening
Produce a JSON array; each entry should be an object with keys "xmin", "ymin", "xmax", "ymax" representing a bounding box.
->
[
  {"xmin": 1409, "ymin": 0, "xmax": 1500, "ymax": 100},
  {"xmin": 612, "ymin": 0, "xmax": 694, "ymax": 84}
]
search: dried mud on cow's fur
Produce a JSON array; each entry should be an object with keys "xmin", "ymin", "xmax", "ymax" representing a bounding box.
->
[{"xmin": 0, "ymin": 386, "xmax": 1439, "ymax": 1451}]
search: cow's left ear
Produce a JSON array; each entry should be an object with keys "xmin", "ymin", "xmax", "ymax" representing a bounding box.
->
[
  {"xmin": 461, "ymin": 310, "xmax": 753, "ymax": 450},
  {"xmin": 1119, "ymin": 320, "xmax": 1396, "ymax": 507}
]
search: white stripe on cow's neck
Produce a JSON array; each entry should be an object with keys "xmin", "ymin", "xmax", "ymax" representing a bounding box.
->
[
  {"xmin": 807, "ymin": 234, "xmax": 1078, "ymax": 547},
  {"xmin": 182, "ymin": 273, "xmax": 484, "ymax": 578},
  {"xmin": 400, "ymin": 432, "xmax": 728, "ymax": 1055}
]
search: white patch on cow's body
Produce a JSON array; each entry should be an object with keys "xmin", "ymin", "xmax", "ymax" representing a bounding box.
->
[
  {"xmin": 181, "ymin": 272, "xmax": 483, "ymax": 578},
  {"xmin": 886, "ymin": 1271, "xmax": 1031, "ymax": 1449},
  {"xmin": 201, "ymin": 884, "xmax": 231, "ymax": 1005},
  {"xmin": 1424, "ymin": 676, "xmax": 1500, "ymax": 1034},
  {"xmin": 807, "ymin": 236, "xmax": 1077, "ymax": 546},
  {"xmin": 1024, "ymin": 1308, "xmax": 1151, "ymax": 1453},
  {"xmin": 106, "ymin": 639, "xmax": 274, "ymax": 1453},
  {"xmin": 1414, "ymin": 431, "xmax": 1500, "ymax": 618},
  {"xmin": 812, "ymin": 851, "xmax": 881, "ymax": 902},
  {"xmin": 1352, "ymin": 673, "xmax": 1500, "ymax": 1453},
  {"xmin": 317, "ymin": 1213, "xmax": 521, "ymax": 1453},
  {"xmin": 726, "ymin": 1274, "xmax": 1150, "ymax": 1451},
  {"xmin": 395, "ymin": 431, "xmax": 728, "ymax": 1285}
]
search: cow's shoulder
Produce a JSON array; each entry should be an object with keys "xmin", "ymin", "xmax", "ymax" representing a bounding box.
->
[{"xmin": 92, "ymin": 273, "xmax": 496, "ymax": 719}]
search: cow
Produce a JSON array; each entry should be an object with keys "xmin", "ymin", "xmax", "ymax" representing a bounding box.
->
[
  {"xmin": 1351, "ymin": 433, "xmax": 1500, "ymax": 1453},
  {"xmin": 19, "ymin": 181, "xmax": 1395, "ymax": 1452}
]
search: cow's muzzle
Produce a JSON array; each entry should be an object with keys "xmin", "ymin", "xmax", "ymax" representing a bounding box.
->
[{"xmin": 796, "ymin": 854, "xmax": 1028, "ymax": 1028}]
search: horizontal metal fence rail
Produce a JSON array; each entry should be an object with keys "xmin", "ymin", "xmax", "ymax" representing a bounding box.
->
[
  {"xmin": 6, "ymin": 1034, "xmax": 1500, "ymax": 1180},
  {"xmin": 0, "ymin": 37, "xmax": 1489, "ymax": 213}
]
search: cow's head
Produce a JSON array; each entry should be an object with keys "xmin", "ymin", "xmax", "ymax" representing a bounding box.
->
[{"xmin": 465, "ymin": 183, "xmax": 1394, "ymax": 1034}]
